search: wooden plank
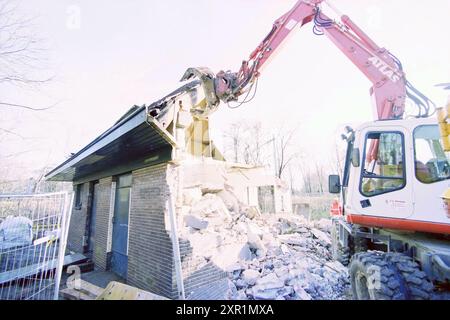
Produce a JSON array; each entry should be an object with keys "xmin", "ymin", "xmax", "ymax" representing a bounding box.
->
[
  {"xmin": 60, "ymin": 288, "xmax": 94, "ymax": 301},
  {"xmin": 96, "ymin": 281, "xmax": 169, "ymax": 300},
  {"xmin": 60, "ymin": 279, "xmax": 102, "ymax": 300},
  {"xmin": 78, "ymin": 279, "xmax": 103, "ymax": 297}
]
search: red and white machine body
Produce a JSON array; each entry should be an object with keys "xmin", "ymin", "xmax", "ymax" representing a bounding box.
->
[
  {"xmin": 343, "ymin": 117, "xmax": 450, "ymax": 234},
  {"xmin": 182, "ymin": 0, "xmax": 449, "ymax": 236}
]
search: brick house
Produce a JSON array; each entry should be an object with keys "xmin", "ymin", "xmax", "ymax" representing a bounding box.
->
[
  {"xmin": 46, "ymin": 82, "xmax": 292, "ymax": 299},
  {"xmin": 45, "ymin": 83, "xmax": 228, "ymax": 299}
]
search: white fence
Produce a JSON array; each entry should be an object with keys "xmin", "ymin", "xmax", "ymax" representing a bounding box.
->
[{"xmin": 0, "ymin": 192, "xmax": 73, "ymax": 300}]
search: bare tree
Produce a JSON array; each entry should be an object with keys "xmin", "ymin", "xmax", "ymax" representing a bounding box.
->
[
  {"xmin": 274, "ymin": 126, "xmax": 299, "ymax": 179},
  {"xmin": 223, "ymin": 122, "xmax": 242, "ymax": 163},
  {"xmin": 327, "ymin": 139, "xmax": 345, "ymax": 180},
  {"xmin": 0, "ymin": 0, "xmax": 52, "ymax": 113},
  {"xmin": 314, "ymin": 161, "xmax": 325, "ymax": 194},
  {"xmin": 223, "ymin": 121, "xmax": 300, "ymax": 182},
  {"xmin": 223, "ymin": 120, "xmax": 271, "ymax": 165}
]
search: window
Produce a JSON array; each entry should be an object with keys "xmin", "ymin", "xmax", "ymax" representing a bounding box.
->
[
  {"xmin": 414, "ymin": 125, "xmax": 450, "ymax": 183},
  {"xmin": 360, "ymin": 132, "xmax": 405, "ymax": 196},
  {"xmin": 74, "ymin": 184, "xmax": 83, "ymax": 210},
  {"xmin": 258, "ymin": 186, "xmax": 275, "ymax": 213}
]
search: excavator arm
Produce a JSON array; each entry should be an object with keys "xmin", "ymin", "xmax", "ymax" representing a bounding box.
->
[{"xmin": 182, "ymin": 0, "xmax": 432, "ymax": 121}]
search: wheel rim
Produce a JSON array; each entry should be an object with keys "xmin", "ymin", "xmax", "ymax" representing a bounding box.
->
[{"xmin": 354, "ymin": 271, "xmax": 371, "ymax": 300}]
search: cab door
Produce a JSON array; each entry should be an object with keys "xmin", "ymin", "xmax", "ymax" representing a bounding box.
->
[{"xmin": 350, "ymin": 126, "xmax": 413, "ymax": 219}]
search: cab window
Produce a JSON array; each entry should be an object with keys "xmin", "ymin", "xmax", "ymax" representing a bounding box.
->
[
  {"xmin": 360, "ymin": 132, "xmax": 405, "ymax": 196},
  {"xmin": 414, "ymin": 125, "xmax": 450, "ymax": 183}
]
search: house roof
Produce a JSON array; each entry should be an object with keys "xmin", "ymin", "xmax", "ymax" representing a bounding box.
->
[
  {"xmin": 45, "ymin": 81, "xmax": 200, "ymax": 183},
  {"xmin": 45, "ymin": 106, "xmax": 175, "ymax": 181}
]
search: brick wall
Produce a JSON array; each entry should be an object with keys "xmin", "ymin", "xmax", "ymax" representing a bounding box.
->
[
  {"xmin": 67, "ymin": 183, "xmax": 89, "ymax": 253},
  {"xmin": 92, "ymin": 177, "xmax": 113, "ymax": 270},
  {"xmin": 177, "ymin": 238, "xmax": 227, "ymax": 299},
  {"xmin": 127, "ymin": 163, "xmax": 175, "ymax": 297},
  {"xmin": 66, "ymin": 162, "xmax": 227, "ymax": 300},
  {"xmin": 127, "ymin": 162, "xmax": 226, "ymax": 299}
]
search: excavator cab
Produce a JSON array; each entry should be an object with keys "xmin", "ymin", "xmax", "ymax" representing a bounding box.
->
[
  {"xmin": 360, "ymin": 131, "xmax": 405, "ymax": 196},
  {"xmin": 331, "ymin": 117, "xmax": 450, "ymax": 228}
]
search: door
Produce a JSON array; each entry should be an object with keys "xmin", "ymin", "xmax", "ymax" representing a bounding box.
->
[
  {"xmin": 110, "ymin": 174, "xmax": 131, "ymax": 278},
  {"xmin": 351, "ymin": 129, "xmax": 413, "ymax": 219},
  {"xmin": 87, "ymin": 182, "xmax": 99, "ymax": 254}
]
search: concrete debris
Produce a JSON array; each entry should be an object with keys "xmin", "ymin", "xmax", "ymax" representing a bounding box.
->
[
  {"xmin": 178, "ymin": 168, "xmax": 349, "ymax": 300},
  {"xmin": 183, "ymin": 187, "xmax": 202, "ymax": 206},
  {"xmin": 244, "ymin": 206, "xmax": 262, "ymax": 219},
  {"xmin": 310, "ymin": 228, "xmax": 332, "ymax": 246},
  {"xmin": 184, "ymin": 215, "xmax": 208, "ymax": 230},
  {"xmin": 189, "ymin": 193, "xmax": 232, "ymax": 221},
  {"xmin": 217, "ymin": 188, "xmax": 241, "ymax": 213},
  {"xmin": 277, "ymin": 234, "xmax": 307, "ymax": 247},
  {"xmin": 241, "ymin": 269, "xmax": 260, "ymax": 286},
  {"xmin": 314, "ymin": 218, "xmax": 332, "ymax": 233}
]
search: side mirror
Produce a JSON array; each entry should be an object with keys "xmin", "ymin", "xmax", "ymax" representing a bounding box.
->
[
  {"xmin": 352, "ymin": 148, "xmax": 360, "ymax": 167},
  {"xmin": 328, "ymin": 174, "xmax": 341, "ymax": 194}
]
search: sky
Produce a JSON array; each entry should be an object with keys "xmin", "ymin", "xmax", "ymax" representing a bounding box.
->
[{"xmin": 0, "ymin": 0, "xmax": 449, "ymax": 181}]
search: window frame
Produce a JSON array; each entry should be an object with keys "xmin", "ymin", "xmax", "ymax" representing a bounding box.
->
[
  {"xmin": 413, "ymin": 124, "xmax": 450, "ymax": 184},
  {"xmin": 359, "ymin": 130, "xmax": 406, "ymax": 197}
]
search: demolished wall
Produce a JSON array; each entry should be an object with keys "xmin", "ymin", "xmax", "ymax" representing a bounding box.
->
[{"xmin": 174, "ymin": 159, "xmax": 349, "ymax": 300}]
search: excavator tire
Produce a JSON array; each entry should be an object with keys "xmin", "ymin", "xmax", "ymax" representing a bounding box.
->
[
  {"xmin": 350, "ymin": 251, "xmax": 434, "ymax": 300},
  {"xmin": 337, "ymin": 244, "xmax": 351, "ymax": 266},
  {"xmin": 384, "ymin": 253, "xmax": 434, "ymax": 300},
  {"xmin": 349, "ymin": 251, "xmax": 408, "ymax": 300}
]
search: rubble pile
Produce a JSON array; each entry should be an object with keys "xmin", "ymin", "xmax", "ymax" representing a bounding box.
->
[{"xmin": 179, "ymin": 185, "xmax": 350, "ymax": 300}]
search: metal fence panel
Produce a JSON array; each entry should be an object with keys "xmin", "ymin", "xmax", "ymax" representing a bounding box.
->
[{"xmin": 0, "ymin": 192, "xmax": 73, "ymax": 300}]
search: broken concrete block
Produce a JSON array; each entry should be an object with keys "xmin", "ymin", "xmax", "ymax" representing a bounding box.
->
[
  {"xmin": 325, "ymin": 261, "xmax": 348, "ymax": 276},
  {"xmin": 183, "ymin": 187, "xmax": 202, "ymax": 206},
  {"xmin": 277, "ymin": 285, "xmax": 294, "ymax": 298},
  {"xmin": 246, "ymin": 222, "xmax": 267, "ymax": 257},
  {"xmin": 241, "ymin": 269, "xmax": 261, "ymax": 286},
  {"xmin": 184, "ymin": 215, "xmax": 208, "ymax": 230},
  {"xmin": 187, "ymin": 232, "xmax": 220, "ymax": 259},
  {"xmin": 234, "ymin": 289, "xmax": 248, "ymax": 300},
  {"xmin": 247, "ymin": 222, "xmax": 264, "ymax": 237},
  {"xmin": 247, "ymin": 233, "xmax": 266, "ymax": 256},
  {"xmin": 238, "ymin": 243, "xmax": 252, "ymax": 261},
  {"xmin": 278, "ymin": 234, "xmax": 307, "ymax": 246},
  {"xmin": 190, "ymin": 194, "xmax": 232, "ymax": 220},
  {"xmin": 225, "ymin": 263, "xmax": 244, "ymax": 273},
  {"xmin": 274, "ymin": 266, "xmax": 291, "ymax": 284},
  {"xmin": 295, "ymin": 227, "xmax": 309, "ymax": 234},
  {"xmin": 182, "ymin": 160, "xmax": 226, "ymax": 191},
  {"xmin": 212, "ymin": 242, "xmax": 250, "ymax": 270},
  {"xmin": 217, "ymin": 188, "xmax": 241, "ymax": 213},
  {"xmin": 234, "ymin": 279, "xmax": 248, "ymax": 290},
  {"xmin": 293, "ymin": 285, "xmax": 312, "ymax": 300},
  {"xmin": 244, "ymin": 206, "xmax": 261, "ymax": 219},
  {"xmin": 251, "ymin": 288, "xmax": 279, "ymax": 300},
  {"xmin": 255, "ymin": 273, "xmax": 284, "ymax": 290},
  {"xmin": 280, "ymin": 244, "xmax": 291, "ymax": 255},
  {"xmin": 241, "ymin": 269, "xmax": 260, "ymax": 286},
  {"xmin": 310, "ymin": 228, "xmax": 331, "ymax": 246}
]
